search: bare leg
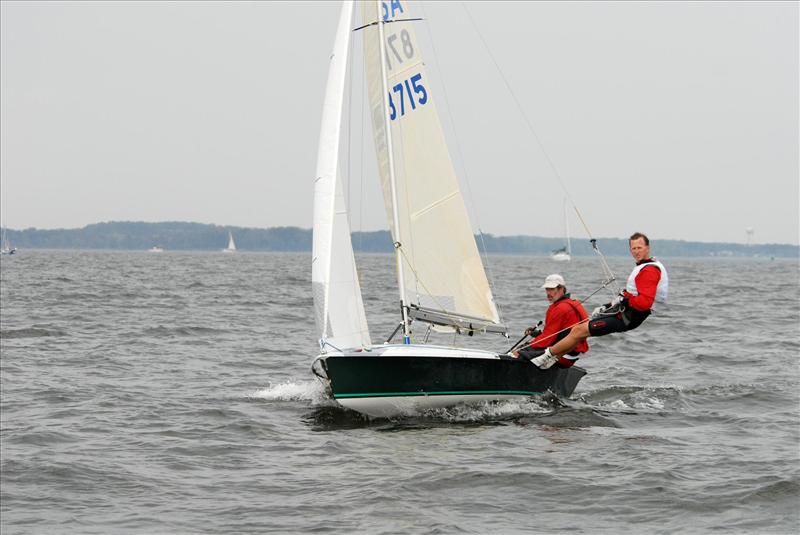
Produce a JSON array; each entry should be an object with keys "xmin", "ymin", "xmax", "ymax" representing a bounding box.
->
[{"xmin": 548, "ymin": 321, "xmax": 590, "ymax": 357}]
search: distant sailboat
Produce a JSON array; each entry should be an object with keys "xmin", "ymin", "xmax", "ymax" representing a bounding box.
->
[
  {"xmin": 222, "ymin": 231, "xmax": 237, "ymax": 253},
  {"xmin": 1, "ymin": 229, "xmax": 17, "ymax": 255},
  {"xmin": 551, "ymin": 199, "xmax": 571, "ymax": 262}
]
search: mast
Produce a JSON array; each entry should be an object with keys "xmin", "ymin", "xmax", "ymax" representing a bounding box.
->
[
  {"xmin": 376, "ymin": 0, "xmax": 411, "ymax": 344},
  {"xmin": 565, "ymin": 198, "xmax": 571, "ymax": 255}
]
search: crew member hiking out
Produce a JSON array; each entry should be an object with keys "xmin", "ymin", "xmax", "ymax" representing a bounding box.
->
[
  {"xmin": 532, "ymin": 232, "xmax": 669, "ymax": 369},
  {"xmin": 512, "ymin": 273, "xmax": 589, "ymax": 368}
]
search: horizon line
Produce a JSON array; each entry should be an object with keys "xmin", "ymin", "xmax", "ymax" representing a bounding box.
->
[{"xmin": 0, "ymin": 220, "xmax": 797, "ymax": 248}]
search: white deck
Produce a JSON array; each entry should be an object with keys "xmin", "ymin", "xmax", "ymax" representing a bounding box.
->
[{"xmin": 317, "ymin": 343, "xmax": 501, "ymax": 361}]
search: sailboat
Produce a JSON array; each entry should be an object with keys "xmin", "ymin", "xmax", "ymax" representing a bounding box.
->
[
  {"xmin": 311, "ymin": 1, "xmax": 586, "ymax": 418},
  {"xmin": 1, "ymin": 229, "xmax": 16, "ymax": 255},
  {"xmin": 222, "ymin": 231, "xmax": 237, "ymax": 253},
  {"xmin": 551, "ymin": 199, "xmax": 571, "ymax": 262}
]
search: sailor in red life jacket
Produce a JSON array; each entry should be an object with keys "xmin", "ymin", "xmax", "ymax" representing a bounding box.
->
[
  {"xmin": 511, "ymin": 274, "xmax": 589, "ymax": 368},
  {"xmin": 531, "ymin": 232, "xmax": 669, "ymax": 369}
]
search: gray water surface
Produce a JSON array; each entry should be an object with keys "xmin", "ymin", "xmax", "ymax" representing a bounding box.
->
[{"xmin": 1, "ymin": 251, "xmax": 798, "ymax": 534}]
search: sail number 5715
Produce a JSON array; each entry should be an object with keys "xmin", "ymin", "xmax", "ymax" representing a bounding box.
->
[{"xmin": 388, "ymin": 73, "xmax": 428, "ymax": 121}]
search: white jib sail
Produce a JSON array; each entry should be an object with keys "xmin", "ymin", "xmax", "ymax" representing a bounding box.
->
[
  {"xmin": 362, "ymin": 0, "xmax": 502, "ymax": 331},
  {"xmin": 227, "ymin": 232, "xmax": 236, "ymax": 251},
  {"xmin": 312, "ymin": 0, "xmax": 371, "ymax": 351}
]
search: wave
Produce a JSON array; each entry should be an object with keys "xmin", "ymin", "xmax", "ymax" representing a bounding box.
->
[
  {"xmin": 54, "ymin": 292, "xmax": 102, "ymax": 301},
  {"xmin": 4, "ymin": 430, "xmax": 80, "ymax": 446},
  {"xmin": 299, "ymin": 397, "xmax": 556, "ymax": 430},
  {"xmin": 142, "ymin": 325, "xmax": 227, "ymax": 337},
  {"xmin": 300, "ymin": 396, "xmax": 622, "ymax": 431},
  {"xmin": 747, "ymin": 478, "xmax": 800, "ymax": 502},
  {"xmin": 517, "ymin": 405, "xmax": 621, "ymax": 428},
  {"xmin": 1, "ymin": 327, "xmax": 67, "ymax": 339},
  {"xmin": 413, "ymin": 397, "xmax": 554, "ymax": 422},
  {"xmin": 575, "ymin": 384, "xmax": 684, "ymax": 412},
  {"xmin": 248, "ymin": 379, "xmax": 330, "ymax": 404}
]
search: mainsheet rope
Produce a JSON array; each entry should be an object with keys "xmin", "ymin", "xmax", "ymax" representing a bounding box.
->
[
  {"xmin": 508, "ymin": 302, "xmax": 625, "ymax": 353},
  {"xmin": 460, "ymin": 2, "xmax": 619, "ymax": 295}
]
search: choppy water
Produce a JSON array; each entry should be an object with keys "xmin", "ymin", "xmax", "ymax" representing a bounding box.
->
[{"xmin": 1, "ymin": 250, "xmax": 798, "ymax": 534}]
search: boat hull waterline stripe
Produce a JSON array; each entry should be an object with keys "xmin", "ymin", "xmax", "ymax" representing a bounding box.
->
[{"xmin": 334, "ymin": 389, "xmax": 545, "ymax": 399}]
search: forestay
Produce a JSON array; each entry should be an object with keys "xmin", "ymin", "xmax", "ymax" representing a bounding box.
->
[
  {"xmin": 312, "ymin": 0, "xmax": 371, "ymax": 351},
  {"xmin": 362, "ymin": 0, "xmax": 505, "ymax": 333}
]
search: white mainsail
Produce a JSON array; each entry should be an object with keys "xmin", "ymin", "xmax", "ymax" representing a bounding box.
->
[
  {"xmin": 312, "ymin": 0, "xmax": 371, "ymax": 351},
  {"xmin": 362, "ymin": 1, "xmax": 503, "ymax": 332}
]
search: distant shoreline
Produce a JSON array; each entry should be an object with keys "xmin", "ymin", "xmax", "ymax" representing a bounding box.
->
[
  {"xmin": 4, "ymin": 250, "xmax": 798, "ymax": 263},
  {"xmin": 1, "ymin": 221, "xmax": 797, "ymax": 258}
]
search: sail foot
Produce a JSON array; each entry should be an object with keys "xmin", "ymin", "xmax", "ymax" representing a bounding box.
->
[{"xmin": 407, "ymin": 304, "xmax": 507, "ymax": 335}]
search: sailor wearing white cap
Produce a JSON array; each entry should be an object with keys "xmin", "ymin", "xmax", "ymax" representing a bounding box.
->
[{"xmin": 512, "ymin": 273, "xmax": 589, "ymax": 369}]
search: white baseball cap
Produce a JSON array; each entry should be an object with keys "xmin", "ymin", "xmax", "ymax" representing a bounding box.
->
[{"xmin": 541, "ymin": 274, "xmax": 566, "ymax": 289}]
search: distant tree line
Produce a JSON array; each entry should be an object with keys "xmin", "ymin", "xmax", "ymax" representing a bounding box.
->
[{"xmin": 1, "ymin": 221, "xmax": 797, "ymax": 258}]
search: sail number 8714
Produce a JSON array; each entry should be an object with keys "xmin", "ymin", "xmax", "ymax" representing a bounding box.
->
[{"xmin": 389, "ymin": 73, "xmax": 428, "ymax": 121}]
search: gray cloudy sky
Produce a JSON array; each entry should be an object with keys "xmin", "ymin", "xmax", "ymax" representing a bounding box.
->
[{"xmin": 1, "ymin": 1, "xmax": 798, "ymax": 245}]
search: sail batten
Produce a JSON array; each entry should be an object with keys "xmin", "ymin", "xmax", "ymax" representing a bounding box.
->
[{"xmin": 410, "ymin": 190, "xmax": 460, "ymax": 221}]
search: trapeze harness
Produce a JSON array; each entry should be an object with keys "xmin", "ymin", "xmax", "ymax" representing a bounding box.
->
[
  {"xmin": 589, "ymin": 259, "xmax": 668, "ymax": 336},
  {"xmin": 626, "ymin": 259, "xmax": 669, "ymax": 311}
]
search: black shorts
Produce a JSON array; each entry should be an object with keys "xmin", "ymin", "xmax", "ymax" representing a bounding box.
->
[{"xmin": 588, "ymin": 308, "xmax": 650, "ymax": 337}]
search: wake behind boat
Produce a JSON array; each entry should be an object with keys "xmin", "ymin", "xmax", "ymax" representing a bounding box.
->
[{"xmin": 310, "ymin": 1, "xmax": 588, "ymax": 418}]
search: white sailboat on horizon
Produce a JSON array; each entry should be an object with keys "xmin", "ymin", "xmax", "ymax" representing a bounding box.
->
[
  {"xmin": 1, "ymin": 229, "xmax": 17, "ymax": 255},
  {"xmin": 551, "ymin": 198, "xmax": 572, "ymax": 262},
  {"xmin": 222, "ymin": 231, "xmax": 237, "ymax": 253}
]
